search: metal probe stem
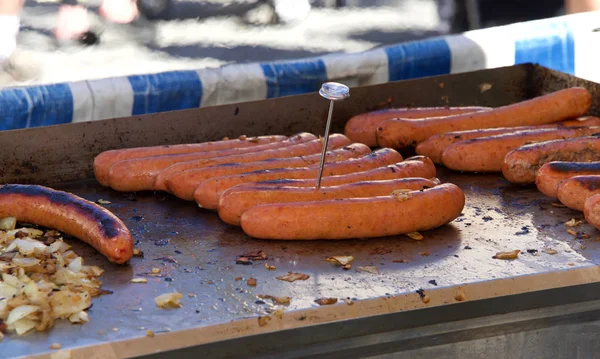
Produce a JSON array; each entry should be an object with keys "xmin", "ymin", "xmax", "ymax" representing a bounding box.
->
[
  {"xmin": 315, "ymin": 82, "xmax": 350, "ymax": 189},
  {"xmin": 315, "ymin": 100, "xmax": 335, "ymax": 189}
]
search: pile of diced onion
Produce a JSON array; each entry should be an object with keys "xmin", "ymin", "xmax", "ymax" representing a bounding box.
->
[{"xmin": 0, "ymin": 217, "xmax": 107, "ymax": 339}]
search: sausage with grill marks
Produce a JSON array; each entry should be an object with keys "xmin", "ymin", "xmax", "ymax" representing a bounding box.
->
[
  {"xmin": 344, "ymin": 106, "xmax": 490, "ymax": 147},
  {"xmin": 376, "ymin": 87, "xmax": 592, "ymax": 149},
  {"xmin": 0, "ymin": 185, "xmax": 133, "ymax": 264},
  {"xmin": 193, "ymin": 148, "xmax": 405, "ymax": 209},
  {"xmin": 93, "ymin": 135, "xmax": 288, "ymax": 187},
  {"xmin": 502, "ymin": 136, "xmax": 600, "ymax": 184},
  {"xmin": 240, "ymin": 183, "xmax": 465, "ymax": 240},
  {"xmin": 557, "ymin": 175, "xmax": 600, "ymax": 211},
  {"xmin": 536, "ymin": 161, "xmax": 600, "ymax": 198},
  {"xmin": 166, "ymin": 143, "xmax": 371, "ymax": 201},
  {"xmin": 152, "ymin": 134, "xmax": 351, "ymax": 193},
  {"xmin": 416, "ymin": 117, "xmax": 600, "ymax": 164},
  {"xmin": 441, "ymin": 126, "xmax": 600, "ymax": 172},
  {"xmin": 107, "ymin": 132, "xmax": 317, "ymax": 192},
  {"xmin": 218, "ymin": 177, "xmax": 439, "ymax": 226}
]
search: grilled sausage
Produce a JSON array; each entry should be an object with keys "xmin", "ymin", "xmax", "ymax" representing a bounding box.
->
[
  {"xmin": 107, "ymin": 133, "xmax": 319, "ymax": 192},
  {"xmin": 441, "ymin": 127, "xmax": 600, "ymax": 172},
  {"xmin": 557, "ymin": 175, "xmax": 600, "ymax": 211},
  {"xmin": 344, "ymin": 106, "xmax": 490, "ymax": 147},
  {"xmin": 240, "ymin": 183, "xmax": 465, "ymax": 240},
  {"xmin": 228, "ymin": 156, "xmax": 437, "ymax": 189},
  {"xmin": 166, "ymin": 143, "xmax": 371, "ymax": 201},
  {"xmin": 502, "ymin": 136, "xmax": 600, "ymax": 184},
  {"xmin": 93, "ymin": 135, "xmax": 288, "ymax": 187},
  {"xmin": 376, "ymin": 87, "xmax": 592, "ymax": 149},
  {"xmin": 0, "ymin": 184, "xmax": 133, "ymax": 264},
  {"xmin": 193, "ymin": 148, "xmax": 405, "ymax": 209},
  {"xmin": 151, "ymin": 134, "xmax": 352, "ymax": 193},
  {"xmin": 584, "ymin": 193, "xmax": 600, "ymax": 230},
  {"xmin": 218, "ymin": 177, "xmax": 439, "ymax": 226},
  {"xmin": 416, "ymin": 117, "xmax": 600, "ymax": 164},
  {"xmin": 536, "ymin": 162, "xmax": 600, "ymax": 198}
]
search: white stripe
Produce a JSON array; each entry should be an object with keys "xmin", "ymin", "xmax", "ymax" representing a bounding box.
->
[
  {"xmin": 85, "ymin": 77, "xmax": 134, "ymax": 121},
  {"xmin": 69, "ymin": 81, "xmax": 93, "ymax": 123},
  {"xmin": 574, "ymin": 31, "xmax": 600, "ymax": 83},
  {"xmin": 321, "ymin": 48, "xmax": 389, "ymax": 87},
  {"xmin": 197, "ymin": 64, "xmax": 267, "ymax": 107},
  {"xmin": 445, "ymin": 29, "xmax": 515, "ymax": 74}
]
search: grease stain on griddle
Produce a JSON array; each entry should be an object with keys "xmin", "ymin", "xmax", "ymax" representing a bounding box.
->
[
  {"xmin": 482, "ymin": 216, "xmax": 493, "ymax": 222},
  {"xmin": 515, "ymin": 226, "xmax": 530, "ymax": 235},
  {"xmin": 428, "ymin": 280, "xmax": 438, "ymax": 286},
  {"xmin": 131, "ymin": 215, "xmax": 144, "ymax": 222},
  {"xmin": 416, "ymin": 289, "xmax": 425, "ymax": 299}
]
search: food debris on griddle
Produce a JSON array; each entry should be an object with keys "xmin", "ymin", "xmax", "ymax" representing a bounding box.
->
[
  {"xmin": 247, "ymin": 278, "xmax": 257, "ymax": 287},
  {"xmin": 276, "ymin": 272, "xmax": 310, "ymax": 282},
  {"xmin": 492, "ymin": 250, "xmax": 520, "ymax": 260},
  {"xmin": 565, "ymin": 218, "xmax": 582, "ymax": 227},
  {"xmin": 258, "ymin": 295, "xmax": 290, "ymax": 305},
  {"xmin": 357, "ymin": 266, "xmax": 379, "ymax": 274},
  {"xmin": 325, "ymin": 256, "xmax": 354, "ymax": 266},
  {"xmin": 314, "ymin": 297, "xmax": 338, "ymax": 306}
]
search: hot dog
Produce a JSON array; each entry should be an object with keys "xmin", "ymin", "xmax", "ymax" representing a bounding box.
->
[
  {"xmin": 218, "ymin": 177, "xmax": 439, "ymax": 226},
  {"xmin": 376, "ymin": 87, "xmax": 592, "ymax": 149},
  {"xmin": 166, "ymin": 143, "xmax": 371, "ymax": 201},
  {"xmin": 416, "ymin": 117, "xmax": 600, "ymax": 164},
  {"xmin": 502, "ymin": 136, "xmax": 600, "ymax": 184},
  {"xmin": 557, "ymin": 175, "xmax": 600, "ymax": 211},
  {"xmin": 536, "ymin": 161, "xmax": 600, "ymax": 198},
  {"xmin": 344, "ymin": 106, "xmax": 490, "ymax": 147},
  {"xmin": 0, "ymin": 184, "xmax": 133, "ymax": 264},
  {"xmin": 441, "ymin": 127, "xmax": 600, "ymax": 172},
  {"xmin": 240, "ymin": 183, "xmax": 465, "ymax": 240},
  {"xmin": 151, "ymin": 134, "xmax": 352, "ymax": 193},
  {"xmin": 94, "ymin": 135, "xmax": 288, "ymax": 187},
  {"xmin": 584, "ymin": 193, "xmax": 600, "ymax": 230},
  {"xmin": 106, "ymin": 133, "xmax": 318, "ymax": 192},
  {"xmin": 193, "ymin": 148, "xmax": 405, "ymax": 209},
  {"xmin": 228, "ymin": 156, "xmax": 437, "ymax": 189}
]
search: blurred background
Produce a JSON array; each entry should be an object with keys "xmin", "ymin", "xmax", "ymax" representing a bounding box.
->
[{"xmin": 3, "ymin": 0, "xmax": 586, "ymax": 87}]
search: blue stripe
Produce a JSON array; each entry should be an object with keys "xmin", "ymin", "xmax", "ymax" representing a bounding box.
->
[
  {"xmin": 128, "ymin": 71, "xmax": 202, "ymax": 115},
  {"xmin": 515, "ymin": 22, "xmax": 574, "ymax": 75},
  {"xmin": 385, "ymin": 38, "xmax": 452, "ymax": 82},
  {"xmin": 261, "ymin": 59, "xmax": 328, "ymax": 98},
  {"xmin": 0, "ymin": 84, "xmax": 73, "ymax": 130}
]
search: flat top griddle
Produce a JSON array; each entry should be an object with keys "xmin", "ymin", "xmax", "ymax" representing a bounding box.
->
[{"xmin": 3, "ymin": 64, "xmax": 600, "ymax": 359}]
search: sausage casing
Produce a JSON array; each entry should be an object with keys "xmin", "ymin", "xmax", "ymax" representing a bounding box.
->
[
  {"xmin": 344, "ymin": 106, "xmax": 490, "ymax": 147},
  {"xmin": 416, "ymin": 117, "xmax": 600, "ymax": 164},
  {"xmin": 536, "ymin": 161, "xmax": 600, "ymax": 198},
  {"xmin": 166, "ymin": 143, "xmax": 371, "ymax": 201},
  {"xmin": 557, "ymin": 175, "xmax": 600, "ymax": 211},
  {"xmin": 0, "ymin": 185, "xmax": 133, "ymax": 264},
  {"xmin": 502, "ymin": 136, "xmax": 600, "ymax": 184},
  {"xmin": 376, "ymin": 87, "xmax": 592, "ymax": 149},
  {"xmin": 193, "ymin": 148, "xmax": 405, "ymax": 209},
  {"xmin": 218, "ymin": 177, "xmax": 439, "ymax": 226},
  {"xmin": 93, "ymin": 135, "xmax": 288, "ymax": 187},
  {"xmin": 441, "ymin": 127, "xmax": 600, "ymax": 172},
  {"xmin": 240, "ymin": 183, "xmax": 465, "ymax": 240}
]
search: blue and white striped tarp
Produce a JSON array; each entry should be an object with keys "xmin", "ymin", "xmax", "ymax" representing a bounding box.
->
[{"xmin": 1, "ymin": 11, "xmax": 599, "ymax": 130}]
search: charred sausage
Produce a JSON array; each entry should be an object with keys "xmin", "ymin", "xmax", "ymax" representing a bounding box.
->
[
  {"xmin": 0, "ymin": 184, "xmax": 133, "ymax": 264},
  {"xmin": 584, "ymin": 193, "xmax": 600, "ymax": 230},
  {"xmin": 557, "ymin": 175, "xmax": 600, "ymax": 211},
  {"xmin": 502, "ymin": 136, "xmax": 600, "ymax": 184},
  {"xmin": 536, "ymin": 161, "xmax": 600, "ymax": 198}
]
